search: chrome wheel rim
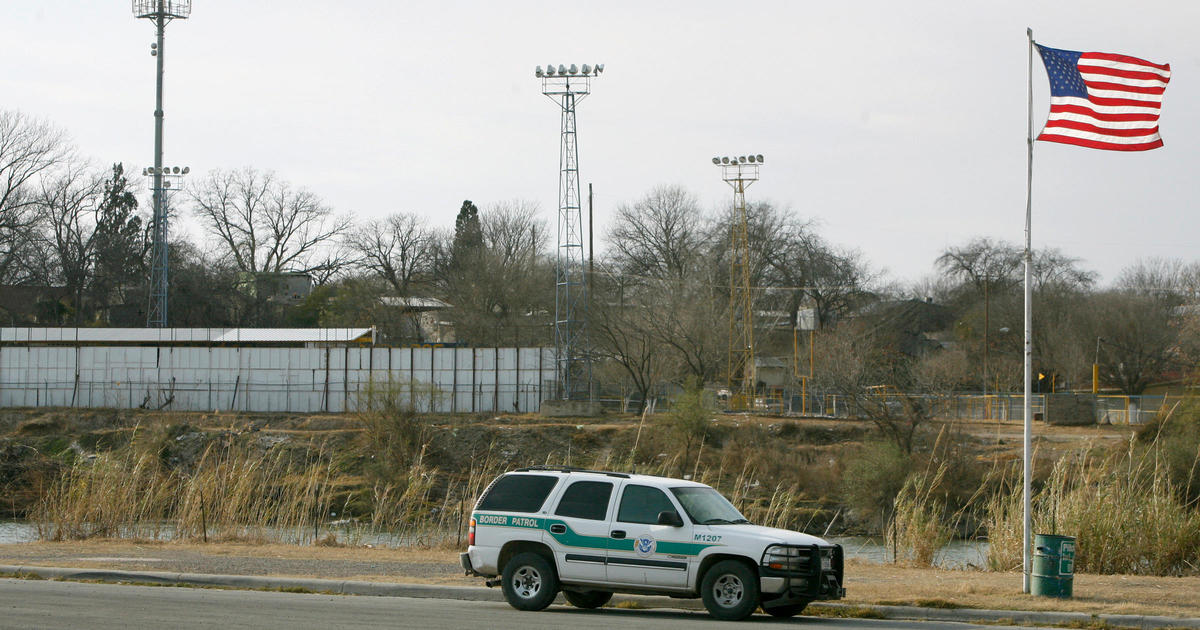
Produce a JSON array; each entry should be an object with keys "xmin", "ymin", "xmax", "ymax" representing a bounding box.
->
[
  {"xmin": 511, "ymin": 565, "xmax": 542, "ymax": 599},
  {"xmin": 712, "ymin": 573, "xmax": 744, "ymax": 608}
]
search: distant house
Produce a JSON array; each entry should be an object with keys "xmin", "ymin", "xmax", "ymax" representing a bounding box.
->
[
  {"xmin": 379, "ymin": 296, "xmax": 455, "ymax": 344},
  {"xmin": 753, "ymin": 355, "xmax": 794, "ymax": 389},
  {"xmin": 0, "ymin": 285, "xmax": 72, "ymax": 325},
  {"xmin": 235, "ymin": 272, "xmax": 313, "ymax": 305},
  {"xmin": 850, "ymin": 298, "xmax": 955, "ymax": 357}
]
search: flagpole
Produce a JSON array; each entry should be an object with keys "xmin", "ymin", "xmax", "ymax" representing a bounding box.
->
[{"xmin": 1023, "ymin": 26, "xmax": 1035, "ymax": 595}]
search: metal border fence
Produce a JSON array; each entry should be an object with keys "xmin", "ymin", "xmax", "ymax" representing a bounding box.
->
[{"xmin": 0, "ymin": 345, "xmax": 557, "ymax": 414}]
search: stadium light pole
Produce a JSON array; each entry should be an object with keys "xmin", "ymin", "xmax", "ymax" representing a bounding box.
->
[
  {"xmin": 713, "ymin": 154, "xmax": 763, "ymax": 410},
  {"xmin": 537, "ymin": 62, "xmax": 603, "ymax": 401},
  {"xmin": 134, "ymin": 0, "xmax": 191, "ymax": 328}
]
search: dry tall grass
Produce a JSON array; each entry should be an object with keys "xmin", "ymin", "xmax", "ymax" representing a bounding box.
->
[
  {"xmin": 887, "ymin": 465, "xmax": 954, "ymax": 566},
  {"xmin": 984, "ymin": 434, "xmax": 1200, "ymax": 575},
  {"xmin": 34, "ymin": 442, "xmax": 337, "ymax": 544}
]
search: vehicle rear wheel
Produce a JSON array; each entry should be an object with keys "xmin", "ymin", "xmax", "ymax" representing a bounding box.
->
[
  {"xmin": 501, "ymin": 552, "xmax": 558, "ymax": 611},
  {"xmin": 563, "ymin": 589, "xmax": 613, "ymax": 609},
  {"xmin": 762, "ymin": 600, "xmax": 810, "ymax": 618},
  {"xmin": 701, "ymin": 560, "xmax": 760, "ymax": 621}
]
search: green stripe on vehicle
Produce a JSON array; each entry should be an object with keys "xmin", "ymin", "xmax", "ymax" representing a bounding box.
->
[{"xmin": 473, "ymin": 512, "xmax": 721, "ymax": 556}]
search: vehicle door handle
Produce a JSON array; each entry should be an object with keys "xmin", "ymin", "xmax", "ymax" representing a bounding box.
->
[
  {"xmin": 610, "ymin": 530, "xmax": 626, "ymax": 539},
  {"xmin": 549, "ymin": 524, "xmax": 566, "ymax": 534}
]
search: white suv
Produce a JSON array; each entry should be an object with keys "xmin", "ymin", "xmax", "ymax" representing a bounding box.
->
[{"xmin": 459, "ymin": 466, "xmax": 845, "ymax": 621}]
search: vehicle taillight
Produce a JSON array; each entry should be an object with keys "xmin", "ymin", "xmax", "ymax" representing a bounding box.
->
[{"xmin": 468, "ymin": 517, "xmax": 476, "ymax": 546}]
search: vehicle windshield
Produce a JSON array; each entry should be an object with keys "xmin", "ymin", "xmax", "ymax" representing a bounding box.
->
[{"xmin": 670, "ymin": 486, "xmax": 750, "ymax": 525}]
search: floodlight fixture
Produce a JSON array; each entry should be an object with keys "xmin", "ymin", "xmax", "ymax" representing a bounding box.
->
[
  {"xmin": 595, "ymin": 63, "xmax": 604, "ymax": 74},
  {"xmin": 582, "ymin": 64, "xmax": 591, "ymax": 74},
  {"xmin": 558, "ymin": 64, "xmax": 567, "ymax": 74},
  {"xmin": 182, "ymin": 166, "xmax": 189, "ymax": 174},
  {"xmin": 757, "ymin": 154, "xmax": 764, "ymax": 162},
  {"xmin": 569, "ymin": 64, "xmax": 578, "ymax": 74},
  {"xmin": 712, "ymin": 154, "xmax": 763, "ymax": 185},
  {"xmin": 536, "ymin": 66, "xmax": 544, "ymax": 77},
  {"xmin": 132, "ymin": 1, "xmax": 192, "ymax": 19}
]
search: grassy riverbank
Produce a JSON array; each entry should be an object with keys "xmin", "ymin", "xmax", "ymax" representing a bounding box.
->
[{"xmin": 5, "ymin": 405, "xmax": 1198, "ymax": 578}]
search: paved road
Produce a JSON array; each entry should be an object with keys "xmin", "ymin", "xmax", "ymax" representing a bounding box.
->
[{"xmin": 0, "ymin": 578, "xmax": 1055, "ymax": 630}]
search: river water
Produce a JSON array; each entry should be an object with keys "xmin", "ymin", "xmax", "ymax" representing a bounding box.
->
[{"xmin": 0, "ymin": 520, "xmax": 989, "ymax": 569}]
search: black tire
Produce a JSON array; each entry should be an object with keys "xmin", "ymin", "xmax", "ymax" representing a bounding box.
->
[
  {"xmin": 700, "ymin": 559, "xmax": 760, "ymax": 621},
  {"xmin": 763, "ymin": 601, "xmax": 809, "ymax": 618},
  {"xmin": 563, "ymin": 589, "xmax": 613, "ymax": 609},
  {"xmin": 501, "ymin": 552, "xmax": 558, "ymax": 611}
]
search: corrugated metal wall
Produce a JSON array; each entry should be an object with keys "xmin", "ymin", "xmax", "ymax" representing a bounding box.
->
[{"xmin": 0, "ymin": 346, "xmax": 557, "ymax": 413}]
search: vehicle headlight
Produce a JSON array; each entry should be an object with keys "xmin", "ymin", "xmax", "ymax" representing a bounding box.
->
[{"xmin": 761, "ymin": 545, "xmax": 810, "ymax": 571}]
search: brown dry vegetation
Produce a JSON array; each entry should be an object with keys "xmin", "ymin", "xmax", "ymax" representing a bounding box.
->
[{"xmin": 8, "ymin": 404, "xmax": 1199, "ymax": 578}]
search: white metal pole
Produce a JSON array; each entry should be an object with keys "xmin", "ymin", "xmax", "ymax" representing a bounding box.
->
[{"xmin": 1023, "ymin": 27, "xmax": 1035, "ymax": 595}]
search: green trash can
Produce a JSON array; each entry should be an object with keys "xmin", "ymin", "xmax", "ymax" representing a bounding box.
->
[{"xmin": 1032, "ymin": 534, "xmax": 1076, "ymax": 598}]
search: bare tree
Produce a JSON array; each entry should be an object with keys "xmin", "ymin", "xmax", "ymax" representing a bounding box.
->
[
  {"xmin": 37, "ymin": 164, "xmax": 103, "ymax": 323},
  {"xmin": 813, "ymin": 321, "xmax": 936, "ymax": 454},
  {"xmin": 607, "ymin": 185, "xmax": 708, "ymax": 281},
  {"xmin": 1032, "ymin": 248, "xmax": 1096, "ymax": 293},
  {"xmin": 1117, "ymin": 257, "xmax": 1200, "ymax": 302},
  {"xmin": 1093, "ymin": 291, "xmax": 1182, "ymax": 396},
  {"xmin": 0, "ymin": 111, "xmax": 71, "ymax": 284},
  {"xmin": 936, "ymin": 237, "xmax": 1021, "ymax": 296},
  {"xmin": 432, "ymin": 200, "xmax": 553, "ymax": 346},
  {"xmin": 347, "ymin": 212, "xmax": 433, "ymax": 296},
  {"xmin": 591, "ymin": 292, "xmax": 668, "ymax": 413},
  {"xmin": 482, "ymin": 200, "xmax": 548, "ymax": 268},
  {"xmin": 190, "ymin": 168, "xmax": 352, "ymax": 277}
]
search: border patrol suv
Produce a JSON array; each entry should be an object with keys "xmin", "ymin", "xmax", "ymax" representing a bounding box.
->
[{"xmin": 459, "ymin": 466, "xmax": 845, "ymax": 621}]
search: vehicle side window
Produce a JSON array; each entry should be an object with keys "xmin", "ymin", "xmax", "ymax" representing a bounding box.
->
[
  {"xmin": 554, "ymin": 480, "xmax": 613, "ymax": 521},
  {"xmin": 477, "ymin": 474, "xmax": 559, "ymax": 513},
  {"xmin": 617, "ymin": 484, "xmax": 677, "ymax": 524}
]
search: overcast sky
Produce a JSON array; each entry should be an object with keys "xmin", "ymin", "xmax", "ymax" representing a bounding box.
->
[{"xmin": 3, "ymin": 1, "xmax": 1196, "ymax": 287}]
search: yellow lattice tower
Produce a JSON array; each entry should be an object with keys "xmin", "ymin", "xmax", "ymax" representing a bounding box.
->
[{"xmin": 713, "ymin": 154, "xmax": 763, "ymax": 410}]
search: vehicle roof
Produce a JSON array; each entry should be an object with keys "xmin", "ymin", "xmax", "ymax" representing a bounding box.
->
[{"xmin": 509, "ymin": 466, "xmax": 710, "ymax": 489}]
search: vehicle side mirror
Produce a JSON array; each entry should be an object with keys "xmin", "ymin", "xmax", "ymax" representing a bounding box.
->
[{"xmin": 657, "ymin": 510, "xmax": 684, "ymax": 527}]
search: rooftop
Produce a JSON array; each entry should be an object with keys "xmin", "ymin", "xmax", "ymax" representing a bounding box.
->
[{"xmin": 0, "ymin": 327, "xmax": 376, "ymax": 346}]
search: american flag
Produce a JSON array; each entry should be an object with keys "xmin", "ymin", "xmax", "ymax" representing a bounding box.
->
[{"xmin": 1035, "ymin": 43, "xmax": 1171, "ymax": 151}]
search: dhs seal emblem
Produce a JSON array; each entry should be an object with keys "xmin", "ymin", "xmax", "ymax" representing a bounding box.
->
[{"xmin": 634, "ymin": 535, "xmax": 656, "ymax": 557}]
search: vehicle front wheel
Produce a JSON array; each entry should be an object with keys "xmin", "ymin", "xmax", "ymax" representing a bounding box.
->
[
  {"xmin": 762, "ymin": 600, "xmax": 810, "ymax": 618},
  {"xmin": 701, "ymin": 560, "xmax": 760, "ymax": 621},
  {"xmin": 563, "ymin": 589, "xmax": 613, "ymax": 609},
  {"xmin": 501, "ymin": 552, "xmax": 558, "ymax": 611}
]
